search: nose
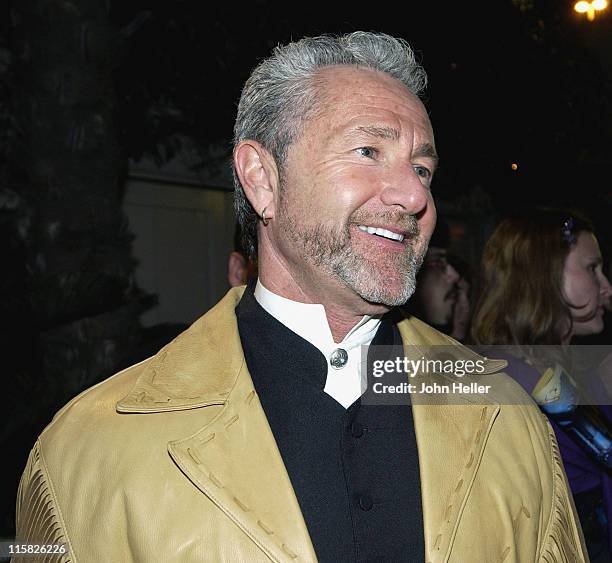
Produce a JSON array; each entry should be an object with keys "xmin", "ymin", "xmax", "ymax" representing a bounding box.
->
[
  {"xmin": 379, "ymin": 166, "xmax": 430, "ymax": 215},
  {"xmin": 446, "ymin": 263, "xmax": 460, "ymax": 284},
  {"xmin": 599, "ymin": 271, "xmax": 612, "ymax": 300}
]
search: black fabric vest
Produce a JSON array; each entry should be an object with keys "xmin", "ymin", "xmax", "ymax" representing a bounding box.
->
[{"xmin": 236, "ymin": 283, "xmax": 424, "ymax": 562}]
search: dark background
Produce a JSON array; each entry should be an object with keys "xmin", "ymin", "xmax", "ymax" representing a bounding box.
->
[
  {"xmin": 113, "ymin": 0, "xmax": 612, "ymax": 207},
  {"xmin": 1, "ymin": 0, "xmax": 611, "ymax": 539}
]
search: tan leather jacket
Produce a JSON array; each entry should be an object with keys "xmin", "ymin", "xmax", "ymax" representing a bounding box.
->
[{"xmin": 15, "ymin": 287, "xmax": 588, "ymax": 562}]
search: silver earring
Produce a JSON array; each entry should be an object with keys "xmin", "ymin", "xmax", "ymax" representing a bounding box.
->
[{"xmin": 261, "ymin": 207, "xmax": 270, "ymax": 226}]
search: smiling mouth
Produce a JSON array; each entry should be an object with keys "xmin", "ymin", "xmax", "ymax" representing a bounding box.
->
[{"xmin": 357, "ymin": 225, "xmax": 405, "ymax": 242}]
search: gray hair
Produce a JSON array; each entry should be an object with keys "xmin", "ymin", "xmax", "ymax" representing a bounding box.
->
[{"xmin": 233, "ymin": 31, "xmax": 428, "ymax": 259}]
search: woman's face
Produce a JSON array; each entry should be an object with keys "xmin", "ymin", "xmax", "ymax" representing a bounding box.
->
[{"xmin": 563, "ymin": 231, "xmax": 612, "ymax": 338}]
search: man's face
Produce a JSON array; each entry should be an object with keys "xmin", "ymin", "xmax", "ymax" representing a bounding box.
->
[
  {"xmin": 272, "ymin": 66, "xmax": 437, "ymax": 310},
  {"xmin": 414, "ymin": 247, "xmax": 460, "ymax": 326}
]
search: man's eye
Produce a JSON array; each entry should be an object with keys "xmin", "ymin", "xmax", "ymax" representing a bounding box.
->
[
  {"xmin": 414, "ymin": 165, "xmax": 431, "ymax": 179},
  {"xmin": 357, "ymin": 147, "xmax": 376, "ymax": 159}
]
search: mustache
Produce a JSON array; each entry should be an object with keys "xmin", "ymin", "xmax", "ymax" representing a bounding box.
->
[{"xmin": 350, "ymin": 211, "xmax": 420, "ymax": 237}]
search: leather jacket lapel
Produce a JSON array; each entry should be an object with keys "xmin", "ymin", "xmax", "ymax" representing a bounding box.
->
[
  {"xmin": 168, "ymin": 362, "xmax": 317, "ymax": 563},
  {"xmin": 396, "ymin": 316, "xmax": 505, "ymax": 563},
  {"xmin": 117, "ymin": 287, "xmax": 316, "ymax": 561},
  {"xmin": 412, "ymin": 397, "xmax": 500, "ymax": 563}
]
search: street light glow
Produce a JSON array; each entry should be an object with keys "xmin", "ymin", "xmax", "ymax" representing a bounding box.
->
[
  {"xmin": 574, "ymin": 0, "xmax": 608, "ymax": 20},
  {"xmin": 574, "ymin": 0, "xmax": 591, "ymax": 11}
]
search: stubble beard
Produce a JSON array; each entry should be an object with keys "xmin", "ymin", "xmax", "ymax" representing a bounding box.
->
[{"xmin": 281, "ymin": 208, "xmax": 426, "ymax": 307}]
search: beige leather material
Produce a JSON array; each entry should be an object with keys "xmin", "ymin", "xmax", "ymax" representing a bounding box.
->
[
  {"xmin": 14, "ymin": 443, "xmax": 72, "ymax": 563},
  {"xmin": 14, "ymin": 287, "xmax": 588, "ymax": 562}
]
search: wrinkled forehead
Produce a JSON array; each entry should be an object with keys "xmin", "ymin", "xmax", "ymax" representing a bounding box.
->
[{"xmin": 313, "ymin": 65, "xmax": 431, "ymax": 127}]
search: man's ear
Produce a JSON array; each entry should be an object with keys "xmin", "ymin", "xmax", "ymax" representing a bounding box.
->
[
  {"xmin": 227, "ymin": 251, "xmax": 247, "ymax": 287},
  {"xmin": 233, "ymin": 140, "xmax": 279, "ymax": 220}
]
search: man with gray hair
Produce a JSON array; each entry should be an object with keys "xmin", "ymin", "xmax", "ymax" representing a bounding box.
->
[{"xmin": 15, "ymin": 32, "xmax": 586, "ymax": 562}]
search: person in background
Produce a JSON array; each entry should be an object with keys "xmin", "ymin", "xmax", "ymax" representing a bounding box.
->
[
  {"xmin": 405, "ymin": 217, "xmax": 472, "ymax": 342},
  {"xmin": 228, "ymin": 223, "xmax": 257, "ymax": 287},
  {"xmin": 447, "ymin": 252, "xmax": 473, "ymax": 342},
  {"xmin": 573, "ymin": 253, "xmax": 612, "ymax": 345},
  {"xmin": 471, "ymin": 207, "xmax": 612, "ymax": 562}
]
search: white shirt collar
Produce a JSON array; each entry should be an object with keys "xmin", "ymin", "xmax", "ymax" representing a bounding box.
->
[{"xmin": 254, "ymin": 279, "xmax": 382, "ymax": 408}]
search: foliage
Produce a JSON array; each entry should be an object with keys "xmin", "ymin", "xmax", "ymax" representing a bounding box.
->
[{"xmin": 1, "ymin": 0, "xmax": 154, "ymax": 536}]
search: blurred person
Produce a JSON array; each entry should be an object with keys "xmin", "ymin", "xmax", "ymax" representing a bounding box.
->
[
  {"xmin": 407, "ymin": 219, "xmax": 459, "ymax": 327},
  {"xmin": 406, "ymin": 218, "xmax": 472, "ymax": 342},
  {"xmin": 576, "ymin": 251, "xmax": 612, "ymax": 435},
  {"xmin": 574, "ymin": 253, "xmax": 612, "ymax": 346},
  {"xmin": 597, "ymin": 257, "xmax": 612, "ymax": 396},
  {"xmin": 227, "ymin": 249, "xmax": 249, "ymax": 287},
  {"xmin": 447, "ymin": 253, "xmax": 473, "ymax": 342},
  {"xmin": 472, "ymin": 207, "xmax": 612, "ymax": 562},
  {"xmin": 228, "ymin": 223, "xmax": 258, "ymax": 287},
  {"xmin": 14, "ymin": 33, "xmax": 586, "ymax": 562}
]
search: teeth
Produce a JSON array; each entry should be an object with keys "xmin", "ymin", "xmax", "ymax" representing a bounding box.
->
[{"xmin": 357, "ymin": 225, "xmax": 405, "ymax": 242}]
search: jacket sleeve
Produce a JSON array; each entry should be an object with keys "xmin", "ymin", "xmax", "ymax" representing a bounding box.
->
[
  {"xmin": 538, "ymin": 419, "xmax": 589, "ymax": 563},
  {"xmin": 13, "ymin": 442, "xmax": 73, "ymax": 563}
]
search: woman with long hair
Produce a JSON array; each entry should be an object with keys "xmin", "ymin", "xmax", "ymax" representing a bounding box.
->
[{"xmin": 471, "ymin": 207, "xmax": 612, "ymax": 561}]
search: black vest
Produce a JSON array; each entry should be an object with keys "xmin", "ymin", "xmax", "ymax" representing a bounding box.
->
[{"xmin": 236, "ymin": 283, "xmax": 424, "ymax": 562}]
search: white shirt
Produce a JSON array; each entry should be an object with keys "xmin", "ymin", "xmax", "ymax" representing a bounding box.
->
[{"xmin": 254, "ymin": 280, "xmax": 382, "ymax": 408}]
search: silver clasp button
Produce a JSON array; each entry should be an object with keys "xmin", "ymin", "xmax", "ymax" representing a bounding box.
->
[{"xmin": 329, "ymin": 348, "xmax": 348, "ymax": 369}]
